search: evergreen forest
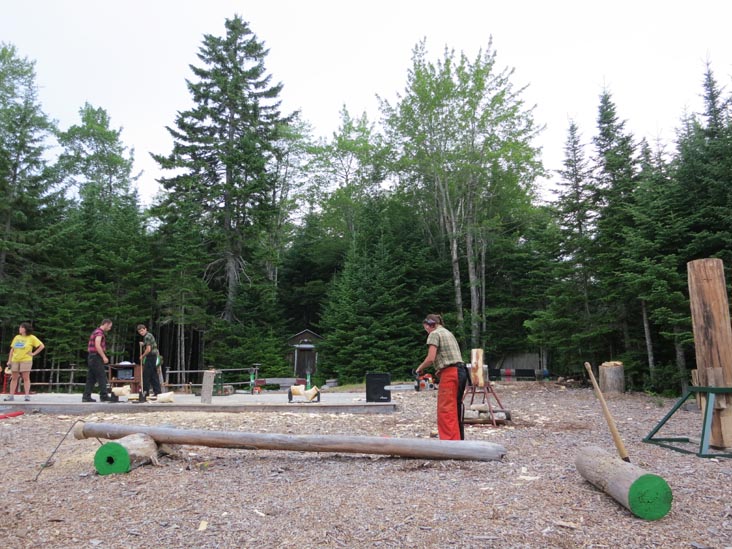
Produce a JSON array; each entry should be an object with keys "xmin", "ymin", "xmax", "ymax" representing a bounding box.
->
[{"xmin": 3, "ymin": 16, "xmax": 732, "ymax": 394}]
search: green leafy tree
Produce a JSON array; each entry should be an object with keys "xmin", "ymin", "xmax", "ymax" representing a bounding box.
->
[{"xmin": 382, "ymin": 39, "xmax": 542, "ymax": 347}]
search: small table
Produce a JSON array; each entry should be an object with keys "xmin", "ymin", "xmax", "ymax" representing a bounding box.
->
[{"xmin": 108, "ymin": 363, "xmax": 142, "ymax": 394}]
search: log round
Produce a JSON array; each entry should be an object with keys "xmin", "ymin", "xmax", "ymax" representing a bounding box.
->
[
  {"xmin": 599, "ymin": 361, "xmax": 625, "ymax": 394},
  {"xmin": 93, "ymin": 433, "xmax": 159, "ymax": 475},
  {"xmin": 74, "ymin": 422, "xmax": 506, "ymax": 462},
  {"xmin": 575, "ymin": 446, "xmax": 672, "ymax": 521}
]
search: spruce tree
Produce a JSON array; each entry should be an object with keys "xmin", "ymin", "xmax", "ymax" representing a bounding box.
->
[{"xmin": 153, "ymin": 16, "xmax": 292, "ymax": 324}]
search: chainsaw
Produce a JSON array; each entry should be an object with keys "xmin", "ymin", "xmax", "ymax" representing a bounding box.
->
[{"xmin": 413, "ymin": 370, "xmax": 436, "ymax": 391}]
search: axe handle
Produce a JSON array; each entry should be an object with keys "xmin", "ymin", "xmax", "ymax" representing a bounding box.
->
[{"xmin": 584, "ymin": 362, "xmax": 630, "ymax": 462}]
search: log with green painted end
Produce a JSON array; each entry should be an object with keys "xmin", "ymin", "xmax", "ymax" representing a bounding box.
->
[
  {"xmin": 93, "ymin": 433, "xmax": 158, "ymax": 476},
  {"xmin": 575, "ymin": 446, "xmax": 672, "ymax": 520}
]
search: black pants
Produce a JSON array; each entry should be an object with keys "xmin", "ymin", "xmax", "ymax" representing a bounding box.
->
[
  {"xmin": 457, "ymin": 363, "xmax": 470, "ymax": 440},
  {"xmin": 84, "ymin": 354, "xmax": 108, "ymax": 399},
  {"xmin": 143, "ymin": 354, "xmax": 162, "ymax": 396}
]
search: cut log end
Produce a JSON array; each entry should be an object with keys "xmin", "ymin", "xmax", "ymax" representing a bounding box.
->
[
  {"xmin": 93, "ymin": 433, "xmax": 159, "ymax": 475},
  {"xmin": 95, "ymin": 441, "xmax": 132, "ymax": 475},
  {"xmin": 628, "ymin": 473, "xmax": 673, "ymax": 521}
]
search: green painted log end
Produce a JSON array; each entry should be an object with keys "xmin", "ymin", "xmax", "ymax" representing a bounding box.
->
[
  {"xmin": 94, "ymin": 441, "xmax": 131, "ymax": 475},
  {"xmin": 628, "ymin": 473, "xmax": 672, "ymax": 520}
]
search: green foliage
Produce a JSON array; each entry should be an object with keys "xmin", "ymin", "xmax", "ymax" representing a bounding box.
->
[
  {"xmin": 6, "ymin": 32, "xmax": 732, "ymax": 399},
  {"xmin": 204, "ymin": 319, "xmax": 288, "ymax": 378},
  {"xmin": 318, "ymin": 195, "xmax": 450, "ymax": 383}
]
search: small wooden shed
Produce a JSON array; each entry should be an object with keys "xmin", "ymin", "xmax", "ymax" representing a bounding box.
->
[{"xmin": 287, "ymin": 329, "xmax": 323, "ymax": 378}]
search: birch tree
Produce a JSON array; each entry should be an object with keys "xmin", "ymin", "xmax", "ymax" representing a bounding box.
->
[{"xmin": 382, "ymin": 39, "xmax": 541, "ymax": 346}]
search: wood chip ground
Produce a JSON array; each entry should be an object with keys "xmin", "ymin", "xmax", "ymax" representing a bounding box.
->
[{"xmin": 0, "ymin": 382, "xmax": 730, "ymax": 548}]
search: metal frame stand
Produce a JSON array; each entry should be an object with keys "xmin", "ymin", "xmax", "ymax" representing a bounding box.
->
[
  {"xmin": 643, "ymin": 386, "xmax": 732, "ymax": 458},
  {"xmin": 463, "ymin": 382, "xmax": 509, "ymax": 426}
]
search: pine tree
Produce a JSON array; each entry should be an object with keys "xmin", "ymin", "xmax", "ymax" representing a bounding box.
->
[
  {"xmin": 152, "ymin": 16, "xmax": 292, "ymax": 324},
  {"xmin": 591, "ymin": 90, "xmax": 641, "ymax": 364},
  {"xmin": 0, "ymin": 43, "xmax": 57, "ymax": 323}
]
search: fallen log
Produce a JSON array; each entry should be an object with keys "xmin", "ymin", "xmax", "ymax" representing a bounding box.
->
[
  {"xmin": 74, "ymin": 422, "xmax": 506, "ymax": 462},
  {"xmin": 94, "ymin": 433, "xmax": 159, "ymax": 475},
  {"xmin": 575, "ymin": 446, "xmax": 672, "ymax": 520}
]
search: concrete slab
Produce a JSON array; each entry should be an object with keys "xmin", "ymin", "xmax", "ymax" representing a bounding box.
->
[{"xmin": 0, "ymin": 390, "xmax": 398, "ymax": 415}]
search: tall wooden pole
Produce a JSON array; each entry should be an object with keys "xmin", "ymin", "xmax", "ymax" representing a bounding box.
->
[
  {"xmin": 687, "ymin": 258, "xmax": 732, "ymax": 448},
  {"xmin": 74, "ymin": 422, "xmax": 507, "ymax": 462}
]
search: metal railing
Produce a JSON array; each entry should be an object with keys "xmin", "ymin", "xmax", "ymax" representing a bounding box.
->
[{"xmin": 2, "ymin": 365, "xmax": 260, "ymax": 394}]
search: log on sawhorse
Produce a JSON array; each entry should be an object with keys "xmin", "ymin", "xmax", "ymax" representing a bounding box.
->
[{"xmin": 74, "ymin": 422, "xmax": 507, "ymax": 462}]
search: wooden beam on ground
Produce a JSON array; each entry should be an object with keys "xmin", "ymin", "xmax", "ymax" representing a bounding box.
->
[
  {"xmin": 74, "ymin": 422, "xmax": 506, "ymax": 462},
  {"xmin": 575, "ymin": 446, "xmax": 672, "ymax": 521}
]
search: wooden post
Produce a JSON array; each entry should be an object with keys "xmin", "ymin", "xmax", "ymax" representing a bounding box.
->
[
  {"xmin": 687, "ymin": 258, "xmax": 732, "ymax": 448},
  {"xmin": 201, "ymin": 369, "xmax": 216, "ymax": 404},
  {"xmin": 575, "ymin": 446, "xmax": 672, "ymax": 520},
  {"xmin": 73, "ymin": 422, "xmax": 507, "ymax": 462},
  {"xmin": 599, "ymin": 361, "xmax": 625, "ymax": 394}
]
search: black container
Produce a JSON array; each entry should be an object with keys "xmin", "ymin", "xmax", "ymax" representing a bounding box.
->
[{"xmin": 365, "ymin": 372, "xmax": 391, "ymax": 403}]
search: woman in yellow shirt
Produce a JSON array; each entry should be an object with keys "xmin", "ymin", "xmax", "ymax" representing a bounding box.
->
[{"xmin": 4, "ymin": 322, "xmax": 44, "ymax": 402}]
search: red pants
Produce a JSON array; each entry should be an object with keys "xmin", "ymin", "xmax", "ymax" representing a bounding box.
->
[{"xmin": 436, "ymin": 367, "xmax": 463, "ymax": 440}]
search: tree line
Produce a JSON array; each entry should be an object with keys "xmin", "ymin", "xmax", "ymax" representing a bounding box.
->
[{"xmin": 2, "ymin": 16, "xmax": 731, "ymax": 393}]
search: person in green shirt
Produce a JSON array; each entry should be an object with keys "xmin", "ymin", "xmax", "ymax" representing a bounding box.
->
[
  {"xmin": 416, "ymin": 314, "xmax": 468, "ymax": 440},
  {"xmin": 137, "ymin": 324, "xmax": 162, "ymax": 398}
]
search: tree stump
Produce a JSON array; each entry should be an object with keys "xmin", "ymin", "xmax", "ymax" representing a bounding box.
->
[
  {"xmin": 575, "ymin": 446, "xmax": 672, "ymax": 520},
  {"xmin": 93, "ymin": 433, "xmax": 159, "ymax": 475},
  {"xmin": 599, "ymin": 361, "xmax": 625, "ymax": 394}
]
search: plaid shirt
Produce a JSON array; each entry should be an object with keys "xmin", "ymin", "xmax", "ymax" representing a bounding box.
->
[
  {"xmin": 426, "ymin": 326, "xmax": 463, "ymax": 371},
  {"xmin": 87, "ymin": 328, "xmax": 106, "ymax": 354}
]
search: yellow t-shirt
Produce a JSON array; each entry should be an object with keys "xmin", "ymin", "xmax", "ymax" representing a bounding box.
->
[{"xmin": 10, "ymin": 334, "xmax": 42, "ymax": 363}]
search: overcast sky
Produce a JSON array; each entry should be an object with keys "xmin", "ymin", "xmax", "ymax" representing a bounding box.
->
[{"xmin": 3, "ymin": 1, "xmax": 732, "ymax": 204}]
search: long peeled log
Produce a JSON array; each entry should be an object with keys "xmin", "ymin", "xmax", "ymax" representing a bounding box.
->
[{"xmin": 74, "ymin": 422, "xmax": 506, "ymax": 462}]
